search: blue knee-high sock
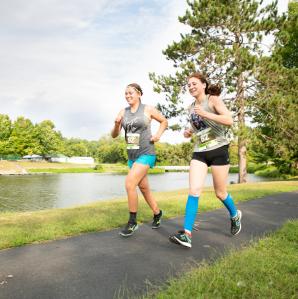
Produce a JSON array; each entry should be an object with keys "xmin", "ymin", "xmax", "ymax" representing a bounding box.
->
[
  {"xmin": 222, "ymin": 194, "xmax": 237, "ymax": 218},
  {"xmin": 184, "ymin": 195, "xmax": 199, "ymax": 232}
]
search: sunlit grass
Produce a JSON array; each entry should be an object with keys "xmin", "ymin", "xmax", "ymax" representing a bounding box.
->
[
  {"xmin": 141, "ymin": 220, "xmax": 298, "ymax": 299},
  {"xmin": 0, "ymin": 181, "xmax": 297, "ymax": 250}
]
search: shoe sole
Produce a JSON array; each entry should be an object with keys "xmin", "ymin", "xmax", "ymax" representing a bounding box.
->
[
  {"xmin": 152, "ymin": 223, "xmax": 161, "ymax": 229},
  {"xmin": 232, "ymin": 210, "xmax": 242, "ymax": 236},
  {"xmin": 119, "ymin": 225, "xmax": 139, "ymax": 237},
  {"xmin": 172, "ymin": 236, "xmax": 192, "ymax": 248},
  {"xmin": 169, "ymin": 235, "xmax": 180, "ymax": 245}
]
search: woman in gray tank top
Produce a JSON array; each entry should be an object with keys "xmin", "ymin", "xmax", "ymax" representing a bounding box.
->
[
  {"xmin": 170, "ymin": 73, "xmax": 242, "ymax": 248},
  {"xmin": 111, "ymin": 83, "xmax": 168, "ymax": 237}
]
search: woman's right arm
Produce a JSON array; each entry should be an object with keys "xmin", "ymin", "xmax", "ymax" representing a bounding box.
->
[
  {"xmin": 184, "ymin": 105, "xmax": 194, "ymax": 138},
  {"xmin": 111, "ymin": 109, "xmax": 124, "ymax": 138}
]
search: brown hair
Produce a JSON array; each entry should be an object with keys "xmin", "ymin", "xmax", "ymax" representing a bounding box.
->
[
  {"xmin": 187, "ymin": 72, "xmax": 221, "ymax": 96},
  {"xmin": 127, "ymin": 83, "xmax": 143, "ymax": 96}
]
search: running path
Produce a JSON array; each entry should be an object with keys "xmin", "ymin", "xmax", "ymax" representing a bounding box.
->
[{"xmin": 0, "ymin": 192, "xmax": 297, "ymax": 299}]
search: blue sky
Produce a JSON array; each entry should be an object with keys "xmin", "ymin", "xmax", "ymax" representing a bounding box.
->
[{"xmin": 0, "ymin": 0, "xmax": 289, "ymax": 143}]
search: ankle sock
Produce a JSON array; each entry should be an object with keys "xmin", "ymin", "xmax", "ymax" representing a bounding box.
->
[{"xmin": 129, "ymin": 212, "xmax": 137, "ymax": 224}]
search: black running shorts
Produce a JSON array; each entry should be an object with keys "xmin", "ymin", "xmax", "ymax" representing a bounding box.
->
[{"xmin": 192, "ymin": 145, "xmax": 230, "ymax": 166}]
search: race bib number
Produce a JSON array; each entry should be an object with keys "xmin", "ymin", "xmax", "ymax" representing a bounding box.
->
[
  {"xmin": 126, "ymin": 133, "xmax": 140, "ymax": 150},
  {"xmin": 195, "ymin": 128, "xmax": 219, "ymax": 150}
]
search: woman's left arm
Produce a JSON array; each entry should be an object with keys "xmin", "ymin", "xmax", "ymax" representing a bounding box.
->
[
  {"xmin": 149, "ymin": 106, "xmax": 168, "ymax": 142},
  {"xmin": 194, "ymin": 96, "xmax": 233, "ymax": 126}
]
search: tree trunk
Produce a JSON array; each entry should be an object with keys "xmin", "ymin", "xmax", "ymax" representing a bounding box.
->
[{"xmin": 237, "ymin": 73, "xmax": 247, "ymax": 183}]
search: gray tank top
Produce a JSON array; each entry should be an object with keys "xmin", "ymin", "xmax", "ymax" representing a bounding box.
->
[
  {"xmin": 122, "ymin": 103, "xmax": 155, "ymax": 160},
  {"xmin": 189, "ymin": 96, "xmax": 229, "ymax": 152}
]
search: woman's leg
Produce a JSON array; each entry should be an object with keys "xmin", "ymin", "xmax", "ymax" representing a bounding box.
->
[
  {"xmin": 184, "ymin": 159, "xmax": 208, "ymax": 233},
  {"xmin": 125, "ymin": 162, "xmax": 150, "ymax": 213},
  {"xmin": 138, "ymin": 175, "xmax": 159, "ymax": 214},
  {"xmin": 211, "ymin": 165, "xmax": 237, "ymax": 217},
  {"xmin": 120, "ymin": 162, "xmax": 150, "ymax": 237},
  {"xmin": 171, "ymin": 159, "xmax": 208, "ymax": 247},
  {"xmin": 138, "ymin": 175, "xmax": 163, "ymax": 228},
  {"xmin": 211, "ymin": 165, "xmax": 242, "ymax": 235}
]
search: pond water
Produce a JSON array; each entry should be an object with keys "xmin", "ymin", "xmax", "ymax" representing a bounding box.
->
[{"xmin": 0, "ymin": 172, "xmax": 271, "ymax": 212}]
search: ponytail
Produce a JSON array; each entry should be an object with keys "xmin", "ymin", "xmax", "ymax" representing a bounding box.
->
[{"xmin": 206, "ymin": 84, "xmax": 221, "ymax": 96}]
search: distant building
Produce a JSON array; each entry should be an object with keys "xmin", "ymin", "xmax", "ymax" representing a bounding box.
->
[
  {"xmin": 22, "ymin": 154, "xmax": 43, "ymax": 161},
  {"xmin": 49, "ymin": 155, "xmax": 94, "ymax": 164},
  {"xmin": 67, "ymin": 157, "xmax": 95, "ymax": 164},
  {"xmin": 50, "ymin": 154, "xmax": 68, "ymax": 163}
]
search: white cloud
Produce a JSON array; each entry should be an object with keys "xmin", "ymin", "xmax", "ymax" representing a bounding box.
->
[
  {"xmin": 0, "ymin": 0, "xmax": 288, "ymax": 144},
  {"xmin": 0, "ymin": 0, "xmax": 188, "ymax": 143}
]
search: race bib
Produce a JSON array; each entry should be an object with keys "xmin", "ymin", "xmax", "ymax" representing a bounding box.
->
[
  {"xmin": 126, "ymin": 133, "xmax": 140, "ymax": 150},
  {"xmin": 195, "ymin": 128, "xmax": 219, "ymax": 150}
]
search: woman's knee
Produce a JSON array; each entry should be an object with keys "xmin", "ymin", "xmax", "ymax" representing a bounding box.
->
[
  {"xmin": 215, "ymin": 190, "xmax": 227, "ymax": 200},
  {"xmin": 188, "ymin": 187, "xmax": 202, "ymax": 197},
  {"xmin": 138, "ymin": 183, "xmax": 149, "ymax": 194},
  {"xmin": 125, "ymin": 177, "xmax": 137, "ymax": 191}
]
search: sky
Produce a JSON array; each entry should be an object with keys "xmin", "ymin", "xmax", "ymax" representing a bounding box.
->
[{"xmin": 0, "ymin": 0, "xmax": 289, "ymax": 144}]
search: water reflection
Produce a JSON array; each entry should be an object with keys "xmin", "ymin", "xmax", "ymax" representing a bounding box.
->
[{"xmin": 0, "ymin": 173, "xmax": 270, "ymax": 212}]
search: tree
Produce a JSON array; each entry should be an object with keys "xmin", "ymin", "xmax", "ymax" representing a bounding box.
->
[
  {"xmin": 0, "ymin": 114, "xmax": 12, "ymax": 156},
  {"xmin": 62, "ymin": 138, "xmax": 89, "ymax": 157},
  {"xmin": 97, "ymin": 135, "xmax": 127, "ymax": 164},
  {"xmin": 275, "ymin": 1, "xmax": 298, "ymax": 68},
  {"xmin": 35, "ymin": 120, "xmax": 64, "ymax": 155},
  {"xmin": 150, "ymin": 0, "xmax": 284, "ymax": 182},
  {"xmin": 0, "ymin": 114, "xmax": 12, "ymax": 140},
  {"xmin": 9, "ymin": 117, "xmax": 42, "ymax": 156},
  {"xmin": 251, "ymin": 1, "xmax": 298, "ymax": 174}
]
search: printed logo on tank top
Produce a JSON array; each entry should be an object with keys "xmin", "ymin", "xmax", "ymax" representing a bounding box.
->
[
  {"xmin": 124, "ymin": 117, "xmax": 141, "ymax": 149},
  {"xmin": 190, "ymin": 112, "xmax": 208, "ymax": 131},
  {"xmin": 190, "ymin": 111, "xmax": 219, "ymax": 150}
]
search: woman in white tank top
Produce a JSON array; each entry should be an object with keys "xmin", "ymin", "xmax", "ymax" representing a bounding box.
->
[{"xmin": 170, "ymin": 73, "xmax": 242, "ymax": 248}]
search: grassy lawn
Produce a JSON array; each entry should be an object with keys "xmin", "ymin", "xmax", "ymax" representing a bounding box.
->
[
  {"xmin": 141, "ymin": 220, "xmax": 298, "ymax": 299},
  {"xmin": 20, "ymin": 162, "xmax": 165, "ymax": 174},
  {"xmin": 0, "ymin": 181, "xmax": 297, "ymax": 250}
]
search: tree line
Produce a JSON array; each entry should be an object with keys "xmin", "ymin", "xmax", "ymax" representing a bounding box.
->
[
  {"xmin": 0, "ymin": 113, "xmax": 241, "ymax": 165},
  {"xmin": 150, "ymin": 0, "xmax": 297, "ymax": 181},
  {"xmin": 0, "ymin": 1, "xmax": 297, "ymax": 177}
]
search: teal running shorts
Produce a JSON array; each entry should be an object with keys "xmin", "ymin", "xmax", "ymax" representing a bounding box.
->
[{"xmin": 128, "ymin": 154, "xmax": 156, "ymax": 169}]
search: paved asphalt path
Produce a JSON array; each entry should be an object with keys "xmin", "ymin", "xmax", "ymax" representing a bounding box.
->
[{"xmin": 0, "ymin": 191, "xmax": 297, "ymax": 299}]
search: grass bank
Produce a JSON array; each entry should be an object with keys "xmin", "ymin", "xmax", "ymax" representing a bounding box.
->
[
  {"xmin": 25, "ymin": 162, "xmax": 164, "ymax": 174},
  {"xmin": 0, "ymin": 181, "xmax": 297, "ymax": 250},
  {"xmin": 141, "ymin": 220, "xmax": 298, "ymax": 299}
]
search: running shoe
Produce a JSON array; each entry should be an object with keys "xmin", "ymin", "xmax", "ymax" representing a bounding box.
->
[
  {"xmin": 119, "ymin": 222, "xmax": 138, "ymax": 237},
  {"xmin": 169, "ymin": 230, "xmax": 192, "ymax": 248},
  {"xmin": 152, "ymin": 210, "xmax": 163, "ymax": 229},
  {"xmin": 231, "ymin": 210, "xmax": 242, "ymax": 235}
]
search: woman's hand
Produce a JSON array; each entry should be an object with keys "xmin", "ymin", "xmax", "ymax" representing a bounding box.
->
[
  {"xmin": 150, "ymin": 135, "xmax": 160, "ymax": 142},
  {"xmin": 184, "ymin": 129, "xmax": 193, "ymax": 138},
  {"xmin": 114, "ymin": 115, "xmax": 122, "ymax": 127},
  {"xmin": 111, "ymin": 110, "xmax": 124, "ymax": 138},
  {"xmin": 194, "ymin": 105, "xmax": 208, "ymax": 118}
]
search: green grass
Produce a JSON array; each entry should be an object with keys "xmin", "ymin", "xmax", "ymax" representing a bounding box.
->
[
  {"xmin": 141, "ymin": 220, "xmax": 298, "ymax": 299},
  {"xmin": 255, "ymin": 166, "xmax": 297, "ymax": 179},
  {"xmin": 28, "ymin": 164, "xmax": 165, "ymax": 174},
  {"xmin": 0, "ymin": 181, "xmax": 297, "ymax": 250},
  {"xmin": 29, "ymin": 168, "xmax": 104, "ymax": 173}
]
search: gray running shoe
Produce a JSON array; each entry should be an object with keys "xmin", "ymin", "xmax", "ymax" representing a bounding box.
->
[
  {"xmin": 231, "ymin": 210, "xmax": 242, "ymax": 235},
  {"xmin": 119, "ymin": 222, "xmax": 138, "ymax": 237},
  {"xmin": 169, "ymin": 230, "xmax": 192, "ymax": 248}
]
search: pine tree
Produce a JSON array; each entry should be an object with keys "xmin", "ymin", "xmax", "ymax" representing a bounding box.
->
[
  {"xmin": 150, "ymin": 0, "xmax": 284, "ymax": 183},
  {"xmin": 251, "ymin": 1, "xmax": 298, "ymax": 175}
]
